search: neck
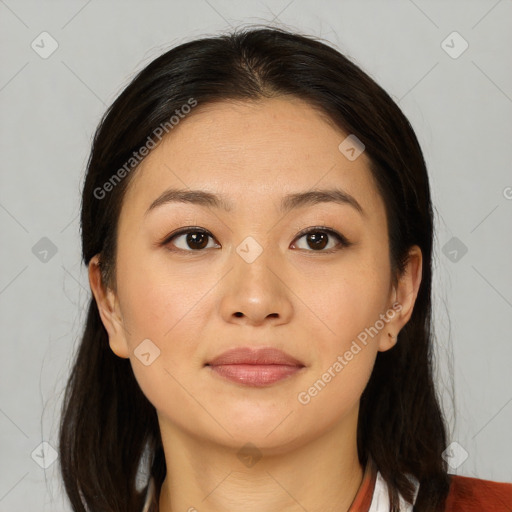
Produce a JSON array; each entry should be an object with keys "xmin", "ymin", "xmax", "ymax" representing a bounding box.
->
[{"xmin": 158, "ymin": 406, "xmax": 364, "ymax": 512}]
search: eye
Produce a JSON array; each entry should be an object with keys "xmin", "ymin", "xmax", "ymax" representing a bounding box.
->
[
  {"xmin": 163, "ymin": 227, "xmax": 219, "ymax": 252},
  {"xmin": 291, "ymin": 226, "xmax": 351, "ymax": 252},
  {"xmin": 161, "ymin": 226, "xmax": 352, "ymax": 253}
]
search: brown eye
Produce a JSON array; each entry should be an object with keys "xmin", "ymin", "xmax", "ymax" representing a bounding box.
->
[
  {"xmin": 183, "ymin": 232, "xmax": 210, "ymax": 250},
  {"xmin": 292, "ymin": 227, "xmax": 349, "ymax": 252},
  {"xmin": 305, "ymin": 232, "xmax": 329, "ymax": 250},
  {"xmin": 165, "ymin": 228, "xmax": 219, "ymax": 252}
]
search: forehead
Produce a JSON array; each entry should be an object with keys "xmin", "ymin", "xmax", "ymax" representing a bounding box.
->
[{"xmin": 121, "ymin": 97, "xmax": 384, "ymax": 220}]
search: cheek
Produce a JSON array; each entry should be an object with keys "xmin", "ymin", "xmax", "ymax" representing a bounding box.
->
[
  {"xmin": 114, "ymin": 249, "xmax": 221, "ymax": 405},
  {"xmin": 115, "ymin": 244, "xmax": 207, "ymax": 342},
  {"xmin": 307, "ymin": 260, "xmax": 390, "ymax": 352},
  {"xmin": 294, "ymin": 335, "xmax": 376, "ymax": 441},
  {"xmin": 116, "ymin": 255, "xmax": 212, "ymax": 417},
  {"xmin": 295, "ymin": 257, "xmax": 388, "ymax": 415}
]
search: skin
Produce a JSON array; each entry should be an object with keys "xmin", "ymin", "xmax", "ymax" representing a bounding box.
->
[{"xmin": 89, "ymin": 96, "xmax": 422, "ymax": 512}]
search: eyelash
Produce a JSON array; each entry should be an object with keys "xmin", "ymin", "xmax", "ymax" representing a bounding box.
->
[{"xmin": 160, "ymin": 226, "xmax": 352, "ymax": 254}]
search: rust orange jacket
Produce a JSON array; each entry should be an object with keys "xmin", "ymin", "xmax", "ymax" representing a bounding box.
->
[
  {"xmin": 348, "ymin": 457, "xmax": 512, "ymax": 511},
  {"xmin": 445, "ymin": 473, "xmax": 512, "ymax": 511}
]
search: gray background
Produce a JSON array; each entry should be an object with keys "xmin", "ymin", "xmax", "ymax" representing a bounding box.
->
[{"xmin": 1, "ymin": 0, "xmax": 511, "ymax": 510}]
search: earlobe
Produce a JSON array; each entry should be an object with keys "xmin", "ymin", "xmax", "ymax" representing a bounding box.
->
[
  {"xmin": 88, "ymin": 255, "xmax": 130, "ymax": 359},
  {"xmin": 377, "ymin": 331, "xmax": 398, "ymax": 352}
]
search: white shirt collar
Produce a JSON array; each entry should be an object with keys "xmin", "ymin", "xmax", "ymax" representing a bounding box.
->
[{"xmin": 369, "ymin": 471, "xmax": 419, "ymax": 511}]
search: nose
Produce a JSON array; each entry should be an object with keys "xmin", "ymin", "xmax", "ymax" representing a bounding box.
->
[{"xmin": 218, "ymin": 242, "xmax": 294, "ymax": 327}]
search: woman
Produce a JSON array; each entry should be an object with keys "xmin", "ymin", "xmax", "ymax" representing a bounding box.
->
[{"xmin": 58, "ymin": 26, "xmax": 512, "ymax": 511}]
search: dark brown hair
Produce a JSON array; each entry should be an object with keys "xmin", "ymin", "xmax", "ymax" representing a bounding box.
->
[{"xmin": 59, "ymin": 25, "xmax": 452, "ymax": 511}]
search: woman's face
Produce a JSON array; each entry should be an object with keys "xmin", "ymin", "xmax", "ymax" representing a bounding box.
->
[{"xmin": 90, "ymin": 97, "xmax": 421, "ymax": 453}]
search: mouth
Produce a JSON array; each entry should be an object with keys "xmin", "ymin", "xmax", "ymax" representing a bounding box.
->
[{"xmin": 205, "ymin": 347, "xmax": 306, "ymax": 387}]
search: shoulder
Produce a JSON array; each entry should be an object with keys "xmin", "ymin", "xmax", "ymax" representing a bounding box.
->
[{"xmin": 445, "ymin": 474, "xmax": 512, "ymax": 511}]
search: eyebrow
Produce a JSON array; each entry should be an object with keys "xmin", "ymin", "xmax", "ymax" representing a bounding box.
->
[{"xmin": 145, "ymin": 187, "xmax": 365, "ymax": 217}]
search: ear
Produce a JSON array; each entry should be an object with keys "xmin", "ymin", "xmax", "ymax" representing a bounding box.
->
[
  {"xmin": 378, "ymin": 245, "xmax": 423, "ymax": 352},
  {"xmin": 88, "ymin": 254, "xmax": 130, "ymax": 359}
]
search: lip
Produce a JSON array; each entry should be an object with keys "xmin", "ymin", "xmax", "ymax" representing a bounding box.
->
[
  {"xmin": 205, "ymin": 347, "xmax": 305, "ymax": 387},
  {"xmin": 206, "ymin": 347, "xmax": 304, "ymax": 366}
]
